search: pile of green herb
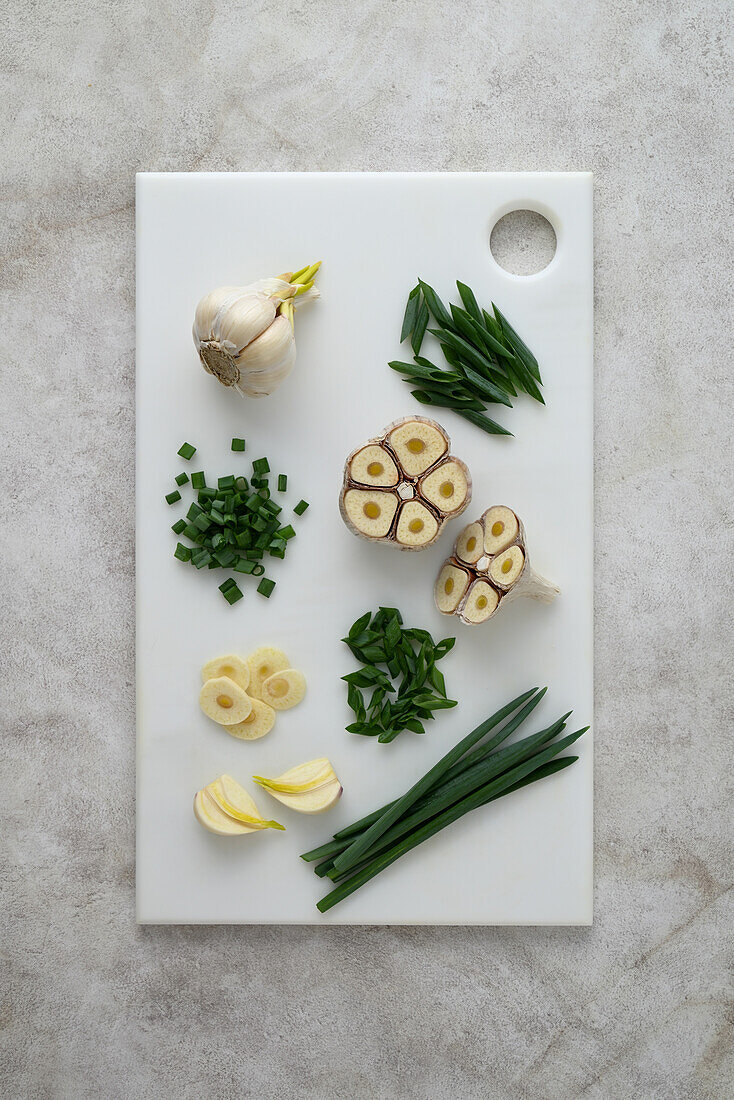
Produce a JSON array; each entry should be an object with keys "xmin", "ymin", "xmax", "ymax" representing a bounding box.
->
[
  {"xmin": 302, "ymin": 688, "xmax": 589, "ymax": 913},
  {"xmin": 342, "ymin": 607, "xmax": 457, "ymax": 743},
  {"xmin": 389, "ymin": 280, "xmax": 544, "ymax": 437},
  {"xmin": 166, "ymin": 439, "xmax": 309, "ymax": 605}
]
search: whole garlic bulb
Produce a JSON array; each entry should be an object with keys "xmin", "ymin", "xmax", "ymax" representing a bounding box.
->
[{"xmin": 192, "ymin": 263, "xmax": 320, "ymax": 398}]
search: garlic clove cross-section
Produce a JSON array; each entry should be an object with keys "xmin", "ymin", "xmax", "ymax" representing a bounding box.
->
[
  {"xmin": 435, "ymin": 506, "xmax": 559, "ymax": 626},
  {"xmin": 340, "ymin": 417, "xmax": 471, "ymax": 551},
  {"xmin": 201, "ymin": 654, "xmax": 250, "ymax": 692},
  {"xmin": 245, "ymin": 646, "xmax": 290, "ymax": 700},
  {"xmin": 222, "ymin": 697, "xmax": 276, "ymax": 741},
  {"xmin": 194, "ymin": 774, "xmax": 285, "ymax": 835},
  {"xmin": 199, "ymin": 676, "xmax": 253, "ymax": 725},
  {"xmin": 261, "ymin": 668, "xmax": 307, "ymax": 711},
  {"xmin": 253, "ymin": 757, "xmax": 342, "ymax": 814}
]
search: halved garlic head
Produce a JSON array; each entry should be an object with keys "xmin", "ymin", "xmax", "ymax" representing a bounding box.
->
[
  {"xmin": 246, "ymin": 646, "xmax": 290, "ymax": 700},
  {"xmin": 201, "ymin": 654, "xmax": 250, "ymax": 692},
  {"xmin": 483, "ymin": 506, "xmax": 519, "ymax": 556},
  {"xmin": 435, "ymin": 562, "xmax": 471, "ymax": 614},
  {"xmin": 395, "ymin": 500, "xmax": 439, "ymax": 548},
  {"xmin": 222, "ymin": 697, "xmax": 276, "ymax": 741},
  {"xmin": 349, "ymin": 445, "xmax": 399, "ymax": 488},
  {"xmin": 199, "ymin": 676, "xmax": 253, "ymax": 725},
  {"xmin": 420, "ymin": 461, "xmax": 469, "ymax": 515},
  {"xmin": 261, "ymin": 668, "xmax": 306, "ymax": 710},
  {"xmin": 253, "ymin": 757, "xmax": 342, "ymax": 813},
  {"xmin": 490, "ymin": 545, "xmax": 525, "ymax": 589},
  {"xmin": 195, "ymin": 773, "xmax": 285, "ymax": 835},
  {"xmin": 343, "ymin": 489, "xmax": 398, "ymax": 539},
  {"xmin": 387, "ymin": 420, "xmax": 447, "ymax": 476},
  {"xmin": 455, "ymin": 521, "xmax": 485, "ymax": 565},
  {"xmin": 462, "ymin": 580, "xmax": 500, "ymax": 624}
]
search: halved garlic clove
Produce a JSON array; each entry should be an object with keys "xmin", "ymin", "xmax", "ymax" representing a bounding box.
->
[
  {"xmin": 246, "ymin": 646, "xmax": 290, "ymax": 701},
  {"xmin": 489, "ymin": 545, "xmax": 525, "ymax": 590},
  {"xmin": 435, "ymin": 562, "xmax": 471, "ymax": 614},
  {"xmin": 461, "ymin": 580, "xmax": 500, "ymax": 624},
  {"xmin": 194, "ymin": 789, "xmax": 255, "ymax": 836},
  {"xmin": 387, "ymin": 419, "xmax": 448, "ymax": 477},
  {"xmin": 419, "ymin": 460, "xmax": 470, "ymax": 515},
  {"xmin": 261, "ymin": 668, "xmax": 306, "ymax": 710},
  {"xmin": 342, "ymin": 489, "xmax": 399, "ymax": 540},
  {"xmin": 483, "ymin": 506, "xmax": 519, "ymax": 556},
  {"xmin": 395, "ymin": 500, "xmax": 439, "ymax": 548},
  {"xmin": 199, "ymin": 676, "xmax": 253, "ymax": 725},
  {"xmin": 222, "ymin": 697, "xmax": 276, "ymax": 740},
  {"xmin": 201, "ymin": 654, "xmax": 250, "ymax": 692},
  {"xmin": 253, "ymin": 757, "xmax": 342, "ymax": 814},
  {"xmin": 349, "ymin": 444, "xmax": 399, "ymax": 488},
  {"xmin": 455, "ymin": 521, "xmax": 485, "ymax": 565},
  {"xmin": 207, "ymin": 774, "xmax": 284, "ymax": 830}
]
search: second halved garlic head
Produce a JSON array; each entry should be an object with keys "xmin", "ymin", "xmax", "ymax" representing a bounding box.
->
[
  {"xmin": 339, "ymin": 416, "xmax": 471, "ymax": 551},
  {"xmin": 435, "ymin": 506, "xmax": 559, "ymax": 626},
  {"xmin": 192, "ymin": 264, "xmax": 320, "ymax": 398}
]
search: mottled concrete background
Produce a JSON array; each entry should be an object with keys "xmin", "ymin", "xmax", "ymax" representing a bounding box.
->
[{"xmin": 2, "ymin": 1, "xmax": 732, "ymax": 1097}]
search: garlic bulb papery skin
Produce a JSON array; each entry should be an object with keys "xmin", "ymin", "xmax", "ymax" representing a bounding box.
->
[{"xmin": 192, "ymin": 264, "xmax": 320, "ymax": 398}]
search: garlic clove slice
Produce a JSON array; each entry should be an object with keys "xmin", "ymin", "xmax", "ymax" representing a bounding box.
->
[
  {"xmin": 461, "ymin": 580, "xmax": 500, "ymax": 624},
  {"xmin": 395, "ymin": 500, "xmax": 439, "ymax": 548},
  {"xmin": 455, "ymin": 521, "xmax": 485, "ymax": 565},
  {"xmin": 194, "ymin": 789, "xmax": 256, "ymax": 835},
  {"xmin": 261, "ymin": 668, "xmax": 306, "ymax": 710},
  {"xmin": 342, "ymin": 489, "xmax": 398, "ymax": 540},
  {"xmin": 489, "ymin": 545, "xmax": 525, "ymax": 590},
  {"xmin": 349, "ymin": 445, "xmax": 400, "ymax": 488},
  {"xmin": 253, "ymin": 758, "xmax": 342, "ymax": 814},
  {"xmin": 387, "ymin": 419, "xmax": 448, "ymax": 477},
  {"xmin": 483, "ymin": 506, "xmax": 519, "ymax": 556},
  {"xmin": 246, "ymin": 647, "xmax": 290, "ymax": 700},
  {"xmin": 420, "ymin": 460, "xmax": 470, "ymax": 515},
  {"xmin": 222, "ymin": 697, "xmax": 276, "ymax": 741},
  {"xmin": 201, "ymin": 654, "xmax": 250, "ymax": 692},
  {"xmin": 207, "ymin": 775, "xmax": 285, "ymax": 830},
  {"xmin": 199, "ymin": 676, "xmax": 253, "ymax": 726},
  {"xmin": 435, "ymin": 562, "xmax": 472, "ymax": 614}
]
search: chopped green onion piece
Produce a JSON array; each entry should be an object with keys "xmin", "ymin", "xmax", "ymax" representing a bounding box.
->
[
  {"xmin": 175, "ymin": 472, "xmax": 189, "ymax": 486},
  {"xmin": 293, "ymin": 499, "xmax": 309, "ymax": 516},
  {"xmin": 235, "ymin": 477, "xmax": 248, "ymax": 492},
  {"xmin": 218, "ymin": 577, "xmax": 237, "ymax": 592},
  {"xmin": 214, "ymin": 548, "xmax": 236, "ymax": 567},
  {"xmin": 234, "ymin": 558, "xmax": 257, "ymax": 574},
  {"xmin": 171, "ymin": 518, "xmax": 186, "ymax": 535},
  {"xmin": 252, "ymin": 564, "xmax": 265, "ymax": 577},
  {"xmin": 252, "ymin": 458, "xmax": 270, "ymax": 476},
  {"xmin": 197, "ymin": 487, "xmax": 216, "ymax": 500},
  {"xmin": 257, "ymin": 577, "xmax": 276, "ymax": 598},
  {"xmin": 183, "ymin": 523, "xmax": 199, "ymax": 540},
  {"xmin": 191, "ymin": 549, "xmax": 212, "ymax": 569},
  {"xmin": 277, "ymin": 474, "xmax": 287, "ymax": 492},
  {"xmin": 193, "ymin": 513, "xmax": 211, "ymax": 532},
  {"xmin": 165, "ymin": 490, "xmax": 181, "ymax": 505},
  {"xmin": 218, "ymin": 475, "xmax": 235, "ymax": 490},
  {"xmin": 177, "ymin": 442, "xmax": 196, "ymax": 460},
  {"xmin": 174, "ymin": 542, "xmax": 192, "ymax": 562},
  {"xmin": 231, "ymin": 437, "xmax": 246, "ymax": 452},
  {"xmin": 191, "ymin": 471, "xmax": 206, "ymax": 490},
  {"xmin": 277, "ymin": 524, "xmax": 296, "ymax": 540},
  {"xmin": 186, "ymin": 502, "xmax": 203, "ymax": 520},
  {"xmin": 223, "ymin": 584, "xmax": 244, "ymax": 605}
]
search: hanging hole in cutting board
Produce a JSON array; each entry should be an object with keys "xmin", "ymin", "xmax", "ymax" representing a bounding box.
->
[{"xmin": 490, "ymin": 209, "xmax": 557, "ymax": 276}]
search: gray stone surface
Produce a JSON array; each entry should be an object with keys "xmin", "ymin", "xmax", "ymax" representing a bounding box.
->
[{"xmin": 1, "ymin": 0, "xmax": 732, "ymax": 1096}]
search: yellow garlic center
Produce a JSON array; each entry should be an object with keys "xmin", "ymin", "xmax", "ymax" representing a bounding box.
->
[
  {"xmin": 243, "ymin": 709, "xmax": 256, "ymax": 724},
  {"xmin": 217, "ymin": 694, "xmax": 233, "ymax": 709},
  {"xmin": 408, "ymin": 518, "xmax": 424, "ymax": 533},
  {"xmin": 501, "ymin": 559, "xmax": 513, "ymax": 574},
  {"xmin": 367, "ymin": 461, "xmax": 384, "ymax": 477},
  {"xmin": 466, "ymin": 536, "xmax": 477, "ymax": 552},
  {"xmin": 444, "ymin": 577, "xmax": 454, "ymax": 595},
  {"xmin": 440, "ymin": 481, "xmax": 454, "ymax": 498},
  {"xmin": 491, "ymin": 521, "xmax": 504, "ymax": 537},
  {"xmin": 407, "ymin": 438, "xmax": 425, "ymax": 454},
  {"xmin": 220, "ymin": 666, "xmax": 234, "ymax": 678},
  {"xmin": 259, "ymin": 666, "xmax": 270, "ymax": 676},
  {"xmin": 268, "ymin": 678, "xmax": 289, "ymax": 698},
  {"xmin": 364, "ymin": 502, "xmax": 381, "ymax": 519},
  {"xmin": 477, "ymin": 596, "xmax": 488, "ymax": 610}
]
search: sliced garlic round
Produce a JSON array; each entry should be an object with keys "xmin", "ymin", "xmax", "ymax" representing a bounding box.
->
[
  {"xmin": 461, "ymin": 580, "xmax": 500, "ymax": 624},
  {"xmin": 434, "ymin": 562, "xmax": 471, "ymax": 614},
  {"xmin": 395, "ymin": 499, "xmax": 439, "ymax": 548},
  {"xmin": 419, "ymin": 460, "xmax": 469, "ymax": 515},
  {"xmin": 483, "ymin": 506, "xmax": 519, "ymax": 556},
  {"xmin": 489, "ymin": 545, "xmax": 525, "ymax": 589},
  {"xmin": 343, "ymin": 488, "xmax": 399, "ymax": 539},
  {"xmin": 199, "ymin": 676, "xmax": 253, "ymax": 725},
  {"xmin": 201, "ymin": 654, "xmax": 250, "ymax": 692},
  {"xmin": 455, "ymin": 521, "xmax": 485, "ymax": 565},
  {"xmin": 246, "ymin": 646, "xmax": 290, "ymax": 700},
  {"xmin": 222, "ymin": 697, "xmax": 276, "ymax": 741},
  {"xmin": 349, "ymin": 444, "xmax": 399, "ymax": 488},
  {"xmin": 261, "ymin": 668, "xmax": 306, "ymax": 710},
  {"xmin": 387, "ymin": 419, "xmax": 448, "ymax": 477}
]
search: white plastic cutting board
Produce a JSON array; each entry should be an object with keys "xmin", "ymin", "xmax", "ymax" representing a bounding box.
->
[{"xmin": 136, "ymin": 172, "xmax": 593, "ymax": 924}]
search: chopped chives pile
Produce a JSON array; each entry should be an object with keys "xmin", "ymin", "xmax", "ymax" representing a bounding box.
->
[
  {"xmin": 166, "ymin": 441, "xmax": 309, "ymax": 605},
  {"xmin": 301, "ymin": 688, "xmax": 588, "ymax": 913}
]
